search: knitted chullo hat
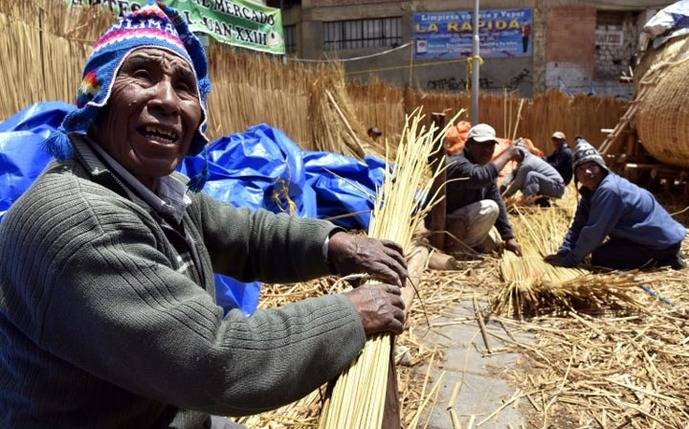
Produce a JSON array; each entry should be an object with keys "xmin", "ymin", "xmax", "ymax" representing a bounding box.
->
[
  {"xmin": 572, "ymin": 137, "xmax": 608, "ymax": 172},
  {"xmin": 46, "ymin": 2, "xmax": 211, "ymax": 191}
]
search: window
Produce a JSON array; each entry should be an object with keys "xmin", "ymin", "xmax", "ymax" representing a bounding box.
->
[
  {"xmin": 284, "ymin": 25, "xmax": 296, "ymax": 53},
  {"xmin": 323, "ymin": 17, "xmax": 402, "ymax": 50}
]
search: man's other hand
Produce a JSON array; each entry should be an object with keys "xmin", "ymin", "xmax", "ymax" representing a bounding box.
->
[
  {"xmin": 345, "ymin": 284, "xmax": 405, "ymax": 336},
  {"xmin": 328, "ymin": 232, "xmax": 408, "ymax": 287},
  {"xmin": 504, "ymin": 238, "xmax": 522, "ymax": 256}
]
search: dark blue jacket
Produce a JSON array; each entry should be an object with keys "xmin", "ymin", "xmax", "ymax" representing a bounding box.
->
[
  {"xmin": 444, "ymin": 150, "xmax": 514, "ymax": 239},
  {"xmin": 546, "ymin": 143, "xmax": 573, "ymax": 185},
  {"xmin": 557, "ymin": 172, "xmax": 686, "ymax": 266}
]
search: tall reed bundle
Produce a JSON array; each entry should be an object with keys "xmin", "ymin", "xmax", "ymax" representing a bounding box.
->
[
  {"xmin": 307, "ymin": 67, "xmax": 376, "ymax": 159},
  {"xmin": 318, "ymin": 110, "xmax": 456, "ymax": 429},
  {"xmin": 494, "ymin": 201, "xmax": 642, "ymax": 317}
]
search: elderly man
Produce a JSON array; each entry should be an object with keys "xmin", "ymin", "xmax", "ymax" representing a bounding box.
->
[
  {"xmin": 545, "ymin": 131, "xmax": 573, "ymax": 186},
  {"xmin": 545, "ymin": 138, "xmax": 686, "ymax": 270},
  {"xmin": 0, "ymin": 4, "xmax": 408, "ymax": 428},
  {"xmin": 444, "ymin": 123, "xmax": 523, "ymax": 255},
  {"xmin": 502, "ymin": 138, "xmax": 565, "ymax": 204}
]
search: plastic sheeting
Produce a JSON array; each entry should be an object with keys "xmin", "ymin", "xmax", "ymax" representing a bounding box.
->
[
  {"xmin": 0, "ymin": 102, "xmax": 384, "ymax": 314},
  {"xmin": 643, "ymin": 1, "xmax": 689, "ymax": 49}
]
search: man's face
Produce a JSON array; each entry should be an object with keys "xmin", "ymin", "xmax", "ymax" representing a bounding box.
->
[
  {"xmin": 575, "ymin": 161, "xmax": 605, "ymax": 191},
  {"xmin": 465, "ymin": 139, "xmax": 496, "ymax": 165},
  {"xmin": 91, "ymin": 48, "xmax": 201, "ymax": 189}
]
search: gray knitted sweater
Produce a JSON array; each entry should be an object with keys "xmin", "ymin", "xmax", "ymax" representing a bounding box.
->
[{"xmin": 0, "ymin": 139, "xmax": 366, "ymax": 428}]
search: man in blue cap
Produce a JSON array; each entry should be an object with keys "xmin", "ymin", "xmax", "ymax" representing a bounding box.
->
[
  {"xmin": 545, "ymin": 138, "xmax": 686, "ymax": 270},
  {"xmin": 0, "ymin": 4, "xmax": 408, "ymax": 428}
]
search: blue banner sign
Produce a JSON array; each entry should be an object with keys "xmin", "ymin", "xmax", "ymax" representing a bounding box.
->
[{"xmin": 414, "ymin": 8, "xmax": 532, "ymax": 59}]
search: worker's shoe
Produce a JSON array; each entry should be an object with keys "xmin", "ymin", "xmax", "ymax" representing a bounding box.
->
[
  {"xmin": 669, "ymin": 254, "xmax": 687, "ymax": 270},
  {"xmin": 534, "ymin": 196, "xmax": 551, "ymax": 207}
]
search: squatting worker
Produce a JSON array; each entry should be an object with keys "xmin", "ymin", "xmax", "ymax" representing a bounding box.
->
[
  {"xmin": 545, "ymin": 138, "xmax": 686, "ymax": 270},
  {"xmin": 443, "ymin": 123, "xmax": 523, "ymax": 255},
  {"xmin": 545, "ymin": 131, "xmax": 573, "ymax": 186},
  {"xmin": 502, "ymin": 138, "xmax": 565, "ymax": 204},
  {"xmin": 0, "ymin": 4, "xmax": 410, "ymax": 428}
]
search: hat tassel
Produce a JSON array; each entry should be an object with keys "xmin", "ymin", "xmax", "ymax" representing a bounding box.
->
[{"xmin": 44, "ymin": 128, "xmax": 74, "ymax": 161}]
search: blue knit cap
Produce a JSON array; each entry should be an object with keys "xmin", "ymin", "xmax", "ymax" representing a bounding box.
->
[{"xmin": 46, "ymin": 2, "xmax": 211, "ymax": 191}]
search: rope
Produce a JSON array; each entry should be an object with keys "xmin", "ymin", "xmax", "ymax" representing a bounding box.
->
[
  {"xmin": 288, "ymin": 42, "xmax": 411, "ymax": 63},
  {"xmin": 345, "ymin": 57, "xmax": 470, "ymax": 76},
  {"xmin": 465, "ymin": 54, "xmax": 484, "ymax": 90}
]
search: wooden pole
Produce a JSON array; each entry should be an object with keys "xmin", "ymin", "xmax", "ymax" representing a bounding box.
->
[
  {"xmin": 382, "ymin": 245, "xmax": 430, "ymax": 429},
  {"xmin": 429, "ymin": 113, "xmax": 447, "ymax": 251}
]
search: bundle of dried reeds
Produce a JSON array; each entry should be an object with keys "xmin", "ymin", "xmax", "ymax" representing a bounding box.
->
[
  {"xmin": 317, "ymin": 110, "xmax": 456, "ymax": 429},
  {"xmin": 494, "ymin": 197, "xmax": 643, "ymax": 317},
  {"xmin": 307, "ymin": 67, "xmax": 375, "ymax": 159},
  {"xmin": 232, "ymin": 264, "xmax": 479, "ymax": 428}
]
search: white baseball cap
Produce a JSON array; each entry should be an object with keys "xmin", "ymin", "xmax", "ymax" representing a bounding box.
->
[
  {"xmin": 551, "ymin": 131, "xmax": 566, "ymax": 140},
  {"xmin": 467, "ymin": 123, "xmax": 497, "ymax": 143}
]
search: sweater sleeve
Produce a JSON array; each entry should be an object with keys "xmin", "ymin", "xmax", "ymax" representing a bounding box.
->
[
  {"xmin": 17, "ymin": 183, "xmax": 365, "ymax": 417},
  {"xmin": 192, "ymin": 192, "xmax": 339, "ymax": 283},
  {"xmin": 489, "ymin": 182, "xmax": 515, "ymax": 240},
  {"xmin": 558, "ymin": 188, "xmax": 623, "ymax": 266},
  {"xmin": 502, "ymin": 166, "xmax": 523, "ymax": 198}
]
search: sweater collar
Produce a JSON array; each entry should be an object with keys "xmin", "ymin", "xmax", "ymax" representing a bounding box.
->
[{"xmin": 69, "ymin": 133, "xmax": 191, "ymax": 224}]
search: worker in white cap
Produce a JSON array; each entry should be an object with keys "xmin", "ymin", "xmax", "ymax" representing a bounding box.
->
[
  {"xmin": 442, "ymin": 123, "xmax": 523, "ymax": 255},
  {"xmin": 545, "ymin": 131, "xmax": 573, "ymax": 185}
]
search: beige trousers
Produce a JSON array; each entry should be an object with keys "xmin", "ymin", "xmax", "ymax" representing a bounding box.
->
[{"xmin": 446, "ymin": 199, "xmax": 500, "ymax": 252}]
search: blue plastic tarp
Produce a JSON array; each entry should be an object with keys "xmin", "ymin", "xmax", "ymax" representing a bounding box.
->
[{"xmin": 0, "ymin": 102, "xmax": 384, "ymax": 315}]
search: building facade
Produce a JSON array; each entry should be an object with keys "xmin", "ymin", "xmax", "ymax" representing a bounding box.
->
[{"xmin": 268, "ymin": 0, "xmax": 673, "ymax": 97}]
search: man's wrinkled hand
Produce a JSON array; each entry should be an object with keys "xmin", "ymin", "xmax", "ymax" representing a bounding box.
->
[
  {"xmin": 328, "ymin": 232, "xmax": 408, "ymax": 287},
  {"xmin": 345, "ymin": 284, "xmax": 405, "ymax": 336},
  {"xmin": 504, "ymin": 238, "xmax": 522, "ymax": 256}
]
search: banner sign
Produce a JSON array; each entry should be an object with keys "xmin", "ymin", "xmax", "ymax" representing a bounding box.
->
[
  {"xmin": 69, "ymin": 0, "xmax": 285, "ymax": 55},
  {"xmin": 414, "ymin": 8, "xmax": 532, "ymax": 60}
]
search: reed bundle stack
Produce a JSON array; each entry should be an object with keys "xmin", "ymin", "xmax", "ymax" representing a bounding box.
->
[
  {"xmin": 307, "ymin": 67, "xmax": 373, "ymax": 159},
  {"xmin": 633, "ymin": 35, "xmax": 689, "ymax": 167},
  {"xmin": 494, "ymin": 195, "xmax": 642, "ymax": 317},
  {"xmin": 318, "ymin": 110, "xmax": 455, "ymax": 429}
]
